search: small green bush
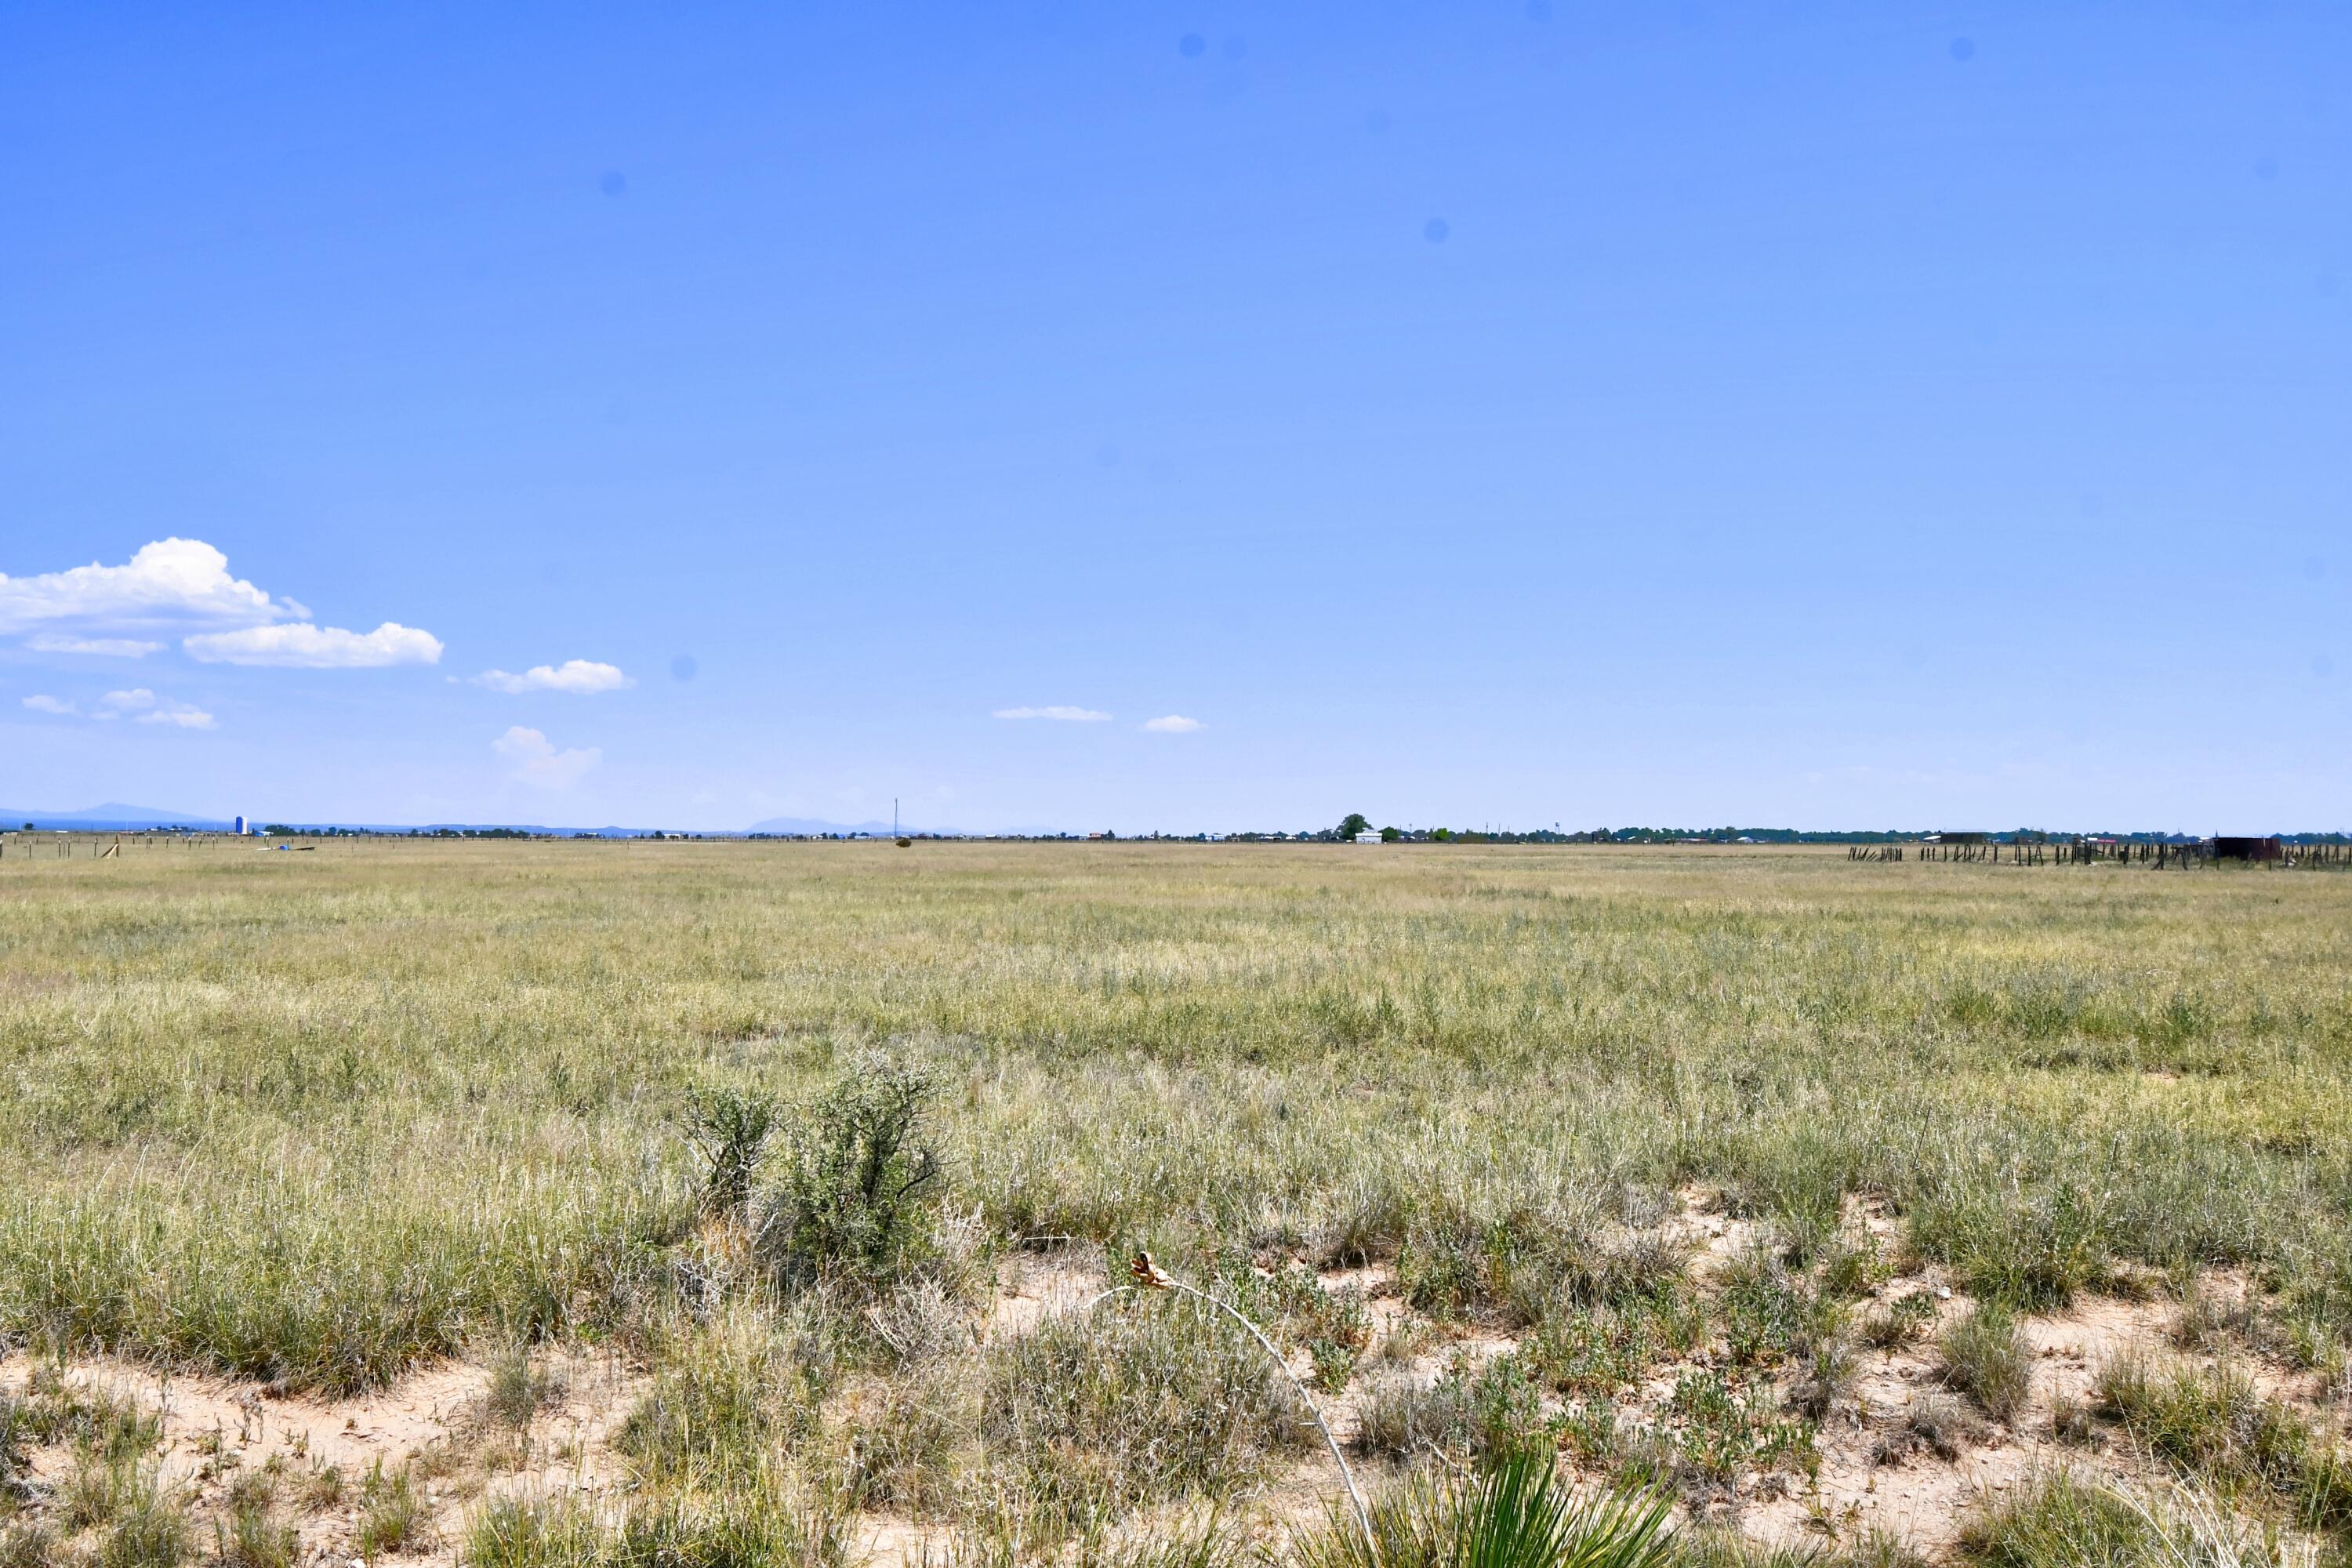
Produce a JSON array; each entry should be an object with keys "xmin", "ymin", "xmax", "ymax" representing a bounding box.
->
[
  {"xmin": 680, "ymin": 1086, "xmax": 779, "ymax": 1218},
  {"xmin": 756, "ymin": 1055, "xmax": 941, "ymax": 1288}
]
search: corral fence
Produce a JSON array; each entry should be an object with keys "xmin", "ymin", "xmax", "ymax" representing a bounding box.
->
[{"xmin": 1854, "ymin": 837, "xmax": 2350, "ymax": 870}]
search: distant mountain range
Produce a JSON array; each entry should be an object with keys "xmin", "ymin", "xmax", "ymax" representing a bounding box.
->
[
  {"xmin": 1, "ymin": 804, "xmax": 967, "ymax": 837},
  {"xmin": 0, "ymin": 802, "xmax": 234, "ymax": 829}
]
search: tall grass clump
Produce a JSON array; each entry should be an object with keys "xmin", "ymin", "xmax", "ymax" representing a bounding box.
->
[
  {"xmin": 2096, "ymin": 1353, "xmax": 2352, "ymax": 1530},
  {"xmin": 1939, "ymin": 1301, "xmax": 2033, "ymax": 1423},
  {"xmin": 975, "ymin": 1290, "xmax": 1309, "ymax": 1537},
  {"xmin": 1963, "ymin": 1469, "xmax": 2323, "ymax": 1568},
  {"xmin": 466, "ymin": 1490, "xmax": 848, "ymax": 1568}
]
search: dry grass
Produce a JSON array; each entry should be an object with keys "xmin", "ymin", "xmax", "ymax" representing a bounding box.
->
[{"xmin": 1, "ymin": 840, "xmax": 2349, "ymax": 1559}]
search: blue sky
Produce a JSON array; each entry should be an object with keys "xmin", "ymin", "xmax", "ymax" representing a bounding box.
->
[{"xmin": 3, "ymin": 3, "xmax": 2344, "ymax": 833}]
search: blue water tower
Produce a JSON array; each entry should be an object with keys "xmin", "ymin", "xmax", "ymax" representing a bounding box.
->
[{"xmin": 234, "ymin": 815, "xmax": 247, "ymax": 835}]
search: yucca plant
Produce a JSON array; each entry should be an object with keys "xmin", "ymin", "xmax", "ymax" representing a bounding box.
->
[{"xmin": 1294, "ymin": 1448, "xmax": 1674, "ymax": 1568}]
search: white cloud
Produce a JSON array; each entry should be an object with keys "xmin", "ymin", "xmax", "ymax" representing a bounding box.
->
[
  {"xmin": 6, "ymin": 539, "xmax": 441, "ymax": 675},
  {"xmin": 0, "ymin": 538, "xmax": 299, "ymax": 635},
  {"xmin": 23, "ymin": 688, "xmax": 212, "ymax": 728},
  {"xmin": 137, "ymin": 704, "xmax": 216, "ymax": 730},
  {"xmin": 184, "ymin": 621, "xmax": 443, "ymax": 668},
  {"xmin": 993, "ymin": 706, "xmax": 1112, "ymax": 721},
  {"xmin": 473, "ymin": 659, "xmax": 632, "ymax": 695},
  {"xmin": 494, "ymin": 725, "xmax": 601, "ymax": 789},
  {"xmin": 27, "ymin": 634, "xmax": 164, "ymax": 657},
  {"xmin": 1142, "ymin": 715, "xmax": 1202, "ymax": 733}
]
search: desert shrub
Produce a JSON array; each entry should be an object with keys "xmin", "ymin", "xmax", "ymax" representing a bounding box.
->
[
  {"xmin": 1879, "ymin": 1392, "xmax": 1988, "ymax": 1463},
  {"xmin": 680, "ymin": 1086, "xmax": 780, "ymax": 1218},
  {"xmin": 1528, "ymin": 1286, "xmax": 1706, "ymax": 1399},
  {"xmin": 755, "ymin": 1056, "xmax": 942, "ymax": 1289},
  {"xmin": 1291, "ymin": 1449, "xmax": 1674, "ymax": 1568},
  {"xmin": 977, "ymin": 1293, "xmax": 1307, "ymax": 1534},
  {"xmin": 1940, "ymin": 1302, "xmax": 2032, "ymax": 1422}
]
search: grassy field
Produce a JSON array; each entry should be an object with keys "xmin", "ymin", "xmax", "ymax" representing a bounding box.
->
[{"xmin": 2, "ymin": 840, "xmax": 2349, "ymax": 1566}]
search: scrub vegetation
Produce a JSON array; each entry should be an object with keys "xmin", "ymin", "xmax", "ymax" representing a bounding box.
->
[{"xmin": 1, "ymin": 839, "xmax": 2348, "ymax": 1564}]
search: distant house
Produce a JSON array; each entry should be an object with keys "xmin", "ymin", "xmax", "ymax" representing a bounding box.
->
[
  {"xmin": 1352, "ymin": 827, "xmax": 1382, "ymax": 844},
  {"xmin": 2214, "ymin": 836, "xmax": 2282, "ymax": 862}
]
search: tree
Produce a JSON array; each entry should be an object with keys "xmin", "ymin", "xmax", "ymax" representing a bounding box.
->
[{"xmin": 1337, "ymin": 812, "xmax": 1371, "ymax": 840}]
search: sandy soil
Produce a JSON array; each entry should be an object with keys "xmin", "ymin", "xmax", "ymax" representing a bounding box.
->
[{"xmin": 5, "ymin": 1194, "xmax": 2341, "ymax": 1565}]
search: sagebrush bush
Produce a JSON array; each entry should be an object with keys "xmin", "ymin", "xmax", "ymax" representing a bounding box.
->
[
  {"xmin": 680, "ymin": 1086, "xmax": 781, "ymax": 1218},
  {"xmin": 755, "ymin": 1055, "xmax": 942, "ymax": 1289}
]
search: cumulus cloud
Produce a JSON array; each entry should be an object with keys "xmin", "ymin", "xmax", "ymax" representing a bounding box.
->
[
  {"xmin": 27, "ymin": 634, "xmax": 164, "ymax": 657},
  {"xmin": 96, "ymin": 688, "xmax": 157, "ymax": 716},
  {"xmin": 5, "ymin": 539, "xmax": 442, "ymax": 673},
  {"xmin": 20, "ymin": 694, "xmax": 74, "ymax": 714},
  {"xmin": 1142, "ymin": 715, "xmax": 1201, "ymax": 733},
  {"xmin": 0, "ymin": 538, "xmax": 300, "ymax": 636},
  {"xmin": 184, "ymin": 621, "xmax": 443, "ymax": 668},
  {"xmin": 993, "ymin": 706, "xmax": 1112, "ymax": 721},
  {"xmin": 473, "ymin": 659, "xmax": 632, "ymax": 695},
  {"xmin": 494, "ymin": 725, "xmax": 601, "ymax": 789}
]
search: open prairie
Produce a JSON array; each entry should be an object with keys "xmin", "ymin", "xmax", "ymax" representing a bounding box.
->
[{"xmin": 3, "ymin": 840, "xmax": 2349, "ymax": 1566}]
